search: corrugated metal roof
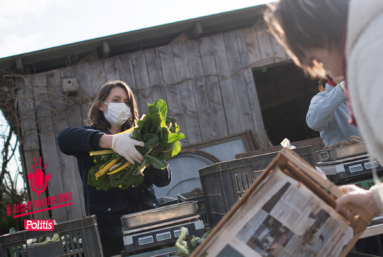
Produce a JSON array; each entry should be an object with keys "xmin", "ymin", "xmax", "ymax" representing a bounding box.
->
[{"xmin": 0, "ymin": 5, "xmax": 266, "ymax": 74}]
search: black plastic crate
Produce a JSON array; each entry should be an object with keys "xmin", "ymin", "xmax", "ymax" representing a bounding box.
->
[
  {"xmin": 157, "ymin": 196, "xmax": 178, "ymax": 207},
  {"xmin": 199, "ymin": 146, "xmax": 314, "ymax": 228},
  {"xmin": 177, "ymin": 191, "xmax": 208, "ymax": 228},
  {"xmin": 0, "ymin": 215, "xmax": 103, "ymax": 257}
]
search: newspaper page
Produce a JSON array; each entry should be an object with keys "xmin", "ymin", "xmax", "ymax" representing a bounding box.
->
[{"xmin": 202, "ymin": 166, "xmax": 353, "ymax": 257}]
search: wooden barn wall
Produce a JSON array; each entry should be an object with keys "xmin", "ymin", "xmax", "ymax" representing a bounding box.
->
[{"xmin": 16, "ymin": 24, "xmax": 289, "ymax": 221}]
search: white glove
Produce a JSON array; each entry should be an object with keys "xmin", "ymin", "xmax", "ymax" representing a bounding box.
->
[
  {"xmin": 339, "ymin": 81, "xmax": 346, "ymax": 93},
  {"xmin": 112, "ymin": 132, "xmax": 145, "ymax": 164}
]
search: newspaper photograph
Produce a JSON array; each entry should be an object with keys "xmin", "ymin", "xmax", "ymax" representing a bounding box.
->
[{"xmin": 202, "ymin": 166, "xmax": 354, "ymax": 257}]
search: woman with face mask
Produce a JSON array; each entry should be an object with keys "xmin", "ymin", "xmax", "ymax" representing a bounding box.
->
[{"xmin": 58, "ymin": 80, "xmax": 172, "ymax": 256}]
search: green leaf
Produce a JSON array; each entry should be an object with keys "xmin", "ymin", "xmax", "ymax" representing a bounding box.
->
[
  {"xmin": 145, "ymin": 155, "xmax": 167, "ymax": 169},
  {"xmin": 172, "ymin": 141, "xmax": 182, "ymax": 157},
  {"xmin": 152, "ymin": 99, "xmax": 167, "ymax": 118},
  {"xmin": 148, "ymin": 103, "xmax": 166, "ymax": 129},
  {"xmin": 132, "ymin": 128, "xmax": 142, "ymax": 141},
  {"xmin": 166, "ymin": 116, "xmax": 176, "ymax": 124},
  {"xmin": 159, "ymin": 127, "xmax": 169, "ymax": 144},
  {"xmin": 161, "ymin": 143, "xmax": 175, "ymax": 160},
  {"xmin": 143, "ymin": 134, "xmax": 159, "ymax": 146},
  {"xmin": 168, "ymin": 133, "xmax": 185, "ymax": 144},
  {"xmin": 171, "ymin": 122, "xmax": 179, "ymax": 133},
  {"xmin": 88, "ymin": 164, "xmax": 109, "ymax": 188}
]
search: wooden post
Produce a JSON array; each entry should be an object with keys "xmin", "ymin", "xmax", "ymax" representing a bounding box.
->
[
  {"xmin": 16, "ymin": 57, "xmax": 24, "ymax": 74},
  {"xmin": 101, "ymin": 40, "xmax": 110, "ymax": 59}
]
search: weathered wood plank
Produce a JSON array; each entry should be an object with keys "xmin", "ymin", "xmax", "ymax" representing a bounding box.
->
[
  {"xmin": 104, "ymin": 56, "xmax": 120, "ymax": 82},
  {"xmin": 184, "ymin": 40, "xmax": 215, "ymax": 141},
  {"xmin": 172, "ymin": 42, "xmax": 202, "ymax": 144},
  {"xmin": 158, "ymin": 44, "xmax": 188, "ymax": 144},
  {"xmin": 145, "ymin": 48, "xmax": 167, "ymax": 103},
  {"xmin": 242, "ymin": 27, "xmax": 264, "ymax": 68},
  {"xmin": 131, "ymin": 51, "xmax": 153, "ymax": 115},
  {"xmin": 118, "ymin": 53, "xmax": 139, "ymax": 117},
  {"xmin": 236, "ymin": 30, "xmax": 268, "ymax": 143},
  {"xmin": 211, "ymin": 34, "xmax": 242, "ymax": 134},
  {"xmin": 223, "ymin": 31, "xmax": 254, "ymax": 133},
  {"xmin": 60, "ymin": 67, "xmax": 83, "ymax": 128},
  {"xmin": 32, "ymin": 73, "xmax": 67, "ymax": 222},
  {"xmin": 58, "ymin": 67, "xmax": 86, "ymax": 219},
  {"xmin": 75, "ymin": 63, "xmax": 94, "ymax": 126},
  {"xmin": 118, "ymin": 53, "xmax": 136, "ymax": 88},
  {"xmin": 89, "ymin": 60, "xmax": 106, "ymax": 93},
  {"xmin": 16, "ymin": 76, "xmax": 48, "ymax": 219},
  {"xmin": 269, "ymin": 31, "xmax": 287, "ymax": 63},
  {"xmin": 16, "ymin": 76, "xmax": 39, "ymax": 152},
  {"xmin": 198, "ymin": 36, "xmax": 228, "ymax": 138},
  {"xmin": 254, "ymin": 23, "xmax": 274, "ymax": 66}
]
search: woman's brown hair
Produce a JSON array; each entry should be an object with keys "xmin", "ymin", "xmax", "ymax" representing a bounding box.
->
[
  {"xmin": 87, "ymin": 80, "xmax": 139, "ymax": 131},
  {"xmin": 264, "ymin": 0, "xmax": 349, "ymax": 77}
]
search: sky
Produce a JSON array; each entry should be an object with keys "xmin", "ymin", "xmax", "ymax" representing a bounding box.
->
[
  {"xmin": 0, "ymin": 0, "xmax": 272, "ymax": 59},
  {"xmin": 0, "ymin": 0, "xmax": 272, "ymax": 190}
]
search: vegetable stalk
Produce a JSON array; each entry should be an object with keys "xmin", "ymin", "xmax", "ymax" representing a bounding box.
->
[
  {"xmin": 95, "ymin": 158, "xmax": 120, "ymax": 178},
  {"xmin": 107, "ymin": 161, "xmax": 130, "ymax": 175},
  {"xmin": 90, "ymin": 150, "xmax": 113, "ymax": 156},
  {"xmin": 175, "ymin": 227, "xmax": 189, "ymax": 256}
]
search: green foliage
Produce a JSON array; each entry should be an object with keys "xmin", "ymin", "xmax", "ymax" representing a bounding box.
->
[{"xmin": 87, "ymin": 99, "xmax": 185, "ymax": 191}]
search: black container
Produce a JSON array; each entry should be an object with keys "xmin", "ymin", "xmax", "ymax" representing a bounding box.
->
[
  {"xmin": 0, "ymin": 215, "xmax": 103, "ymax": 257},
  {"xmin": 198, "ymin": 146, "xmax": 315, "ymax": 228}
]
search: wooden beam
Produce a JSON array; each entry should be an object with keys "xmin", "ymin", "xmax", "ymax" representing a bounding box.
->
[
  {"xmin": 101, "ymin": 40, "xmax": 110, "ymax": 59},
  {"xmin": 191, "ymin": 22, "xmax": 203, "ymax": 39},
  {"xmin": 77, "ymin": 50, "xmax": 100, "ymax": 65},
  {"xmin": 16, "ymin": 57, "xmax": 24, "ymax": 74},
  {"xmin": 169, "ymin": 32, "xmax": 189, "ymax": 45}
]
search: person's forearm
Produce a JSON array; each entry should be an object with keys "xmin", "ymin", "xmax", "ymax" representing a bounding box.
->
[
  {"xmin": 58, "ymin": 127, "xmax": 105, "ymax": 156},
  {"xmin": 99, "ymin": 134, "xmax": 113, "ymax": 148}
]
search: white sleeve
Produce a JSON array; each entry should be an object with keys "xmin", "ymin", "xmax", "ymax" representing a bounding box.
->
[{"xmin": 347, "ymin": 19, "xmax": 383, "ymax": 163}]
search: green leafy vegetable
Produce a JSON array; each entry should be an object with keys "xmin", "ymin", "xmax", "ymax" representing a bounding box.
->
[{"xmin": 87, "ymin": 99, "xmax": 185, "ymax": 191}]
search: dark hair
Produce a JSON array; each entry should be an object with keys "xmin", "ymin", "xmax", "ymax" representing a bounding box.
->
[
  {"xmin": 264, "ymin": 0, "xmax": 349, "ymax": 77},
  {"xmin": 87, "ymin": 80, "xmax": 139, "ymax": 131},
  {"xmin": 318, "ymin": 78, "xmax": 326, "ymax": 92}
]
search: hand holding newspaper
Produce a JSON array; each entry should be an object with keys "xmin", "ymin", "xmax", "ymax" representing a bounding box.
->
[{"xmin": 192, "ymin": 149, "xmax": 371, "ymax": 257}]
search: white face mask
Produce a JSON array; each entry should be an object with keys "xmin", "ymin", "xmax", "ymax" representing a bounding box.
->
[{"xmin": 103, "ymin": 102, "xmax": 131, "ymax": 128}]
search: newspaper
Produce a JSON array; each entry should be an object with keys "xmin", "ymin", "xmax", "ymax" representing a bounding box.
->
[{"xmin": 203, "ymin": 166, "xmax": 353, "ymax": 257}]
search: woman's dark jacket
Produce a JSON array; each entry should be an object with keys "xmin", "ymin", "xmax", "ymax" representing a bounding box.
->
[{"xmin": 58, "ymin": 126, "xmax": 171, "ymax": 256}]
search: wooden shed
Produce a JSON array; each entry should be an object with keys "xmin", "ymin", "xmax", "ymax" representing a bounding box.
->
[{"xmin": 0, "ymin": 5, "xmax": 320, "ymax": 221}]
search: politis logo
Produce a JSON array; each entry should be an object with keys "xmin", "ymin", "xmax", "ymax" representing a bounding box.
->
[
  {"xmin": 28, "ymin": 157, "xmax": 51, "ymax": 197},
  {"xmin": 6, "ymin": 156, "xmax": 73, "ymax": 219},
  {"xmin": 24, "ymin": 220, "xmax": 54, "ymax": 231}
]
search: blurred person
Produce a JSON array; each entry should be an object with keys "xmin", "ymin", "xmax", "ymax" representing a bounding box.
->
[
  {"xmin": 264, "ymin": 0, "xmax": 383, "ymax": 254},
  {"xmin": 306, "ymin": 76, "xmax": 361, "ymax": 147}
]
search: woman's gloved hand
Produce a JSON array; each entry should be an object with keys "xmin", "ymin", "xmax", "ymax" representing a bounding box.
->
[{"xmin": 112, "ymin": 132, "xmax": 145, "ymax": 164}]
